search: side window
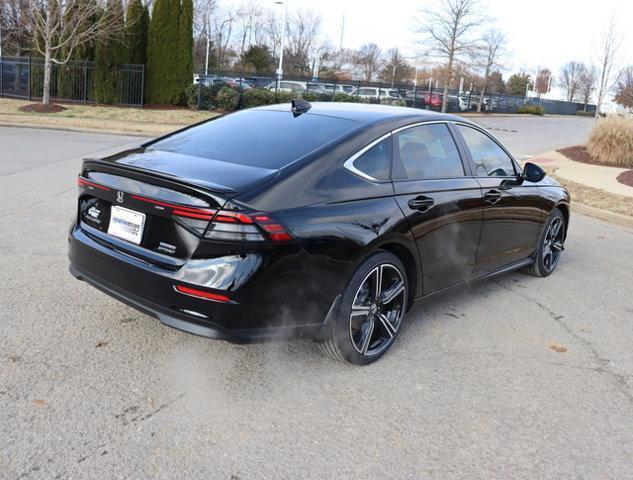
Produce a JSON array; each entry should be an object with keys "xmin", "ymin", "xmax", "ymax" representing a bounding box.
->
[
  {"xmin": 394, "ymin": 124, "xmax": 464, "ymax": 179},
  {"xmin": 349, "ymin": 136, "xmax": 392, "ymax": 181},
  {"xmin": 457, "ymin": 125, "xmax": 516, "ymax": 177}
]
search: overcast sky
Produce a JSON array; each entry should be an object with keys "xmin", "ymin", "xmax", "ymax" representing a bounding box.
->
[{"xmin": 274, "ymin": 0, "xmax": 631, "ymax": 76}]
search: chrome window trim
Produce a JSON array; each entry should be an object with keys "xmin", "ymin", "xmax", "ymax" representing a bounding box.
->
[
  {"xmin": 343, "ymin": 118, "xmax": 518, "ymax": 183},
  {"xmin": 342, "ymin": 132, "xmax": 392, "ymax": 183}
]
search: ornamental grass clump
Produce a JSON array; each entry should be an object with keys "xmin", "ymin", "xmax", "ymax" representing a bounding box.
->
[{"xmin": 587, "ymin": 115, "xmax": 633, "ymax": 168}]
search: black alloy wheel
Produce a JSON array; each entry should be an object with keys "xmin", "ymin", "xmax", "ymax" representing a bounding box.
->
[
  {"xmin": 524, "ymin": 209, "xmax": 566, "ymax": 277},
  {"xmin": 322, "ymin": 251, "xmax": 408, "ymax": 365}
]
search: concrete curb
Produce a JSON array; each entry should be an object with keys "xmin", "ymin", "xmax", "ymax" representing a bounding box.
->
[
  {"xmin": 572, "ymin": 203, "xmax": 633, "ymax": 229},
  {"xmin": 0, "ymin": 120, "xmax": 156, "ymax": 138}
]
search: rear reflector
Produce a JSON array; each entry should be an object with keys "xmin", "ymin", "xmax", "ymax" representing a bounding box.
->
[{"xmin": 174, "ymin": 285, "xmax": 232, "ymax": 303}]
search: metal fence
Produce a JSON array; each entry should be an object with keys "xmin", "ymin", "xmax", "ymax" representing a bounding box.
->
[
  {"xmin": 195, "ymin": 70, "xmax": 597, "ymax": 115},
  {"xmin": 0, "ymin": 56, "xmax": 145, "ymax": 107}
]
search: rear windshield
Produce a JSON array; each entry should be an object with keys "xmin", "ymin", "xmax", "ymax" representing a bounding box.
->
[{"xmin": 148, "ymin": 109, "xmax": 360, "ymax": 169}]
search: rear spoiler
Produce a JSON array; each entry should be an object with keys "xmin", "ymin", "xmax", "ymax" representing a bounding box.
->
[{"xmin": 81, "ymin": 158, "xmax": 236, "ymax": 199}]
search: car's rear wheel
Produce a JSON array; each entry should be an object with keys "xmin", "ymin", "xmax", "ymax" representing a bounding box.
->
[
  {"xmin": 523, "ymin": 208, "xmax": 566, "ymax": 277},
  {"xmin": 321, "ymin": 251, "xmax": 408, "ymax": 365}
]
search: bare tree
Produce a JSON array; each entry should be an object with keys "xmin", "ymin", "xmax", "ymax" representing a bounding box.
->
[
  {"xmin": 416, "ymin": 0, "xmax": 483, "ymax": 112},
  {"xmin": 211, "ymin": 5, "xmax": 236, "ymax": 68},
  {"xmin": 614, "ymin": 66, "xmax": 633, "ymax": 110},
  {"xmin": 24, "ymin": 0, "xmax": 125, "ymax": 105},
  {"xmin": 0, "ymin": 0, "xmax": 32, "ymax": 55},
  {"xmin": 594, "ymin": 16, "xmax": 623, "ymax": 116},
  {"xmin": 558, "ymin": 61, "xmax": 586, "ymax": 102},
  {"xmin": 470, "ymin": 29, "xmax": 507, "ymax": 112},
  {"xmin": 578, "ymin": 66, "xmax": 596, "ymax": 112},
  {"xmin": 353, "ymin": 43, "xmax": 382, "ymax": 81},
  {"xmin": 235, "ymin": 0, "xmax": 263, "ymax": 56},
  {"xmin": 260, "ymin": 9, "xmax": 282, "ymax": 60},
  {"xmin": 285, "ymin": 8, "xmax": 321, "ymax": 63}
]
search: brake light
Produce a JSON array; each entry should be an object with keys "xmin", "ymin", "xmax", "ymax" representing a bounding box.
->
[
  {"xmin": 204, "ymin": 210, "xmax": 293, "ymax": 243},
  {"xmin": 174, "ymin": 285, "xmax": 232, "ymax": 303}
]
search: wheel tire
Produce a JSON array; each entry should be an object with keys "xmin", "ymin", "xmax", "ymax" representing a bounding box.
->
[
  {"xmin": 321, "ymin": 251, "xmax": 409, "ymax": 365},
  {"xmin": 523, "ymin": 209, "xmax": 566, "ymax": 277}
]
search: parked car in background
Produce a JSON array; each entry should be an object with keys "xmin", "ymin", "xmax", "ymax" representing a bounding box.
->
[
  {"xmin": 305, "ymin": 83, "xmax": 357, "ymax": 95},
  {"xmin": 265, "ymin": 81, "xmax": 307, "ymax": 93},
  {"xmin": 355, "ymin": 87, "xmax": 401, "ymax": 102},
  {"xmin": 241, "ymin": 76, "xmax": 274, "ymax": 88}
]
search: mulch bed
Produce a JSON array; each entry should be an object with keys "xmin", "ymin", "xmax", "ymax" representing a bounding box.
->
[
  {"xmin": 557, "ymin": 145, "xmax": 606, "ymax": 166},
  {"xmin": 19, "ymin": 103, "xmax": 67, "ymax": 113},
  {"xmin": 616, "ymin": 169, "xmax": 633, "ymax": 187},
  {"xmin": 558, "ymin": 145, "xmax": 633, "ymax": 187}
]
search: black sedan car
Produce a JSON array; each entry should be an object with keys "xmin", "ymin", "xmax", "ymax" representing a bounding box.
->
[{"xmin": 68, "ymin": 101, "xmax": 569, "ymax": 364}]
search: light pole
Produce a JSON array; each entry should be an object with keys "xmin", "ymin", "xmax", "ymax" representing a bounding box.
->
[
  {"xmin": 204, "ymin": 38, "xmax": 212, "ymax": 76},
  {"xmin": 275, "ymin": 0, "xmax": 287, "ymax": 90}
]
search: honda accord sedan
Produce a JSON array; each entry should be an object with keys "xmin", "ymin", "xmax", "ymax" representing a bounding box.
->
[{"xmin": 68, "ymin": 101, "xmax": 570, "ymax": 364}]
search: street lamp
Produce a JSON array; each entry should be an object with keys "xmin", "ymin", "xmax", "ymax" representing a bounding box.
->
[{"xmin": 275, "ymin": 0, "xmax": 288, "ymax": 90}]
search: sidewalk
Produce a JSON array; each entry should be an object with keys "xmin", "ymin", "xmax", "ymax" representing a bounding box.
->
[{"xmin": 530, "ymin": 150, "xmax": 633, "ymax": 198}]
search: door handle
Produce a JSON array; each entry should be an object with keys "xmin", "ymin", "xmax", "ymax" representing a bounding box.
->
[
  {"xmin": 408, "ymin": 196, "xmax": 435, "ymax": 212},
  {"xmin": 484, "ymin": 189, "xmax": 502, "ymax": 205}
]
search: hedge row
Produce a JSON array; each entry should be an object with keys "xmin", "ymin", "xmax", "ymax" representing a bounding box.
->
[{"xmin": 185, "ymin": 83, "xmax": 374, "ymax": 111}]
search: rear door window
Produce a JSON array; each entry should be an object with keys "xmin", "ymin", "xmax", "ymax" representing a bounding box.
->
[{"xmin": 394, "ymin": 124, "xmax": 465, "ymax": 179}]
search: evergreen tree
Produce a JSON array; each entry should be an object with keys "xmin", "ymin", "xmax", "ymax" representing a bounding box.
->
[
  {"xmin": 506, "ymin": 73, "xmax": 531, "ymax": 96},
  {"xmin": 177, "ymin": 0, "xmax": 194, "ymax": 104},
  {"xmin": 125, "ymin": 0, "xmax": 148, "ymax": 65},
  {"xmin": 146, "ymin": 0, "xmax": 181, "ymax": 104},
  {"xmin": 93, "ymin": 0, "xmax": 125, "ymax": 104}
]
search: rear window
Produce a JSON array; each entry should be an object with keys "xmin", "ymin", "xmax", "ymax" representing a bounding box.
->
[{"xmin": 148, "ymin": 110, "xmax": 360, "ymax": 169}]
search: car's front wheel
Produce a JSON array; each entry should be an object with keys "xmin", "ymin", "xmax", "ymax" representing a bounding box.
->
[
  {"xmin": 321, "ymin": 251, "xmax": 409, "ymax": 365},
  {"xmin": 524, "ymin": 208, "xmax": 566, "ymax": 277}
]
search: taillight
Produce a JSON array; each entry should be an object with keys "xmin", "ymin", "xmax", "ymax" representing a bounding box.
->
[{"xmin": 204, "ymin": 210, "xmax": 293, "ymax": 243}]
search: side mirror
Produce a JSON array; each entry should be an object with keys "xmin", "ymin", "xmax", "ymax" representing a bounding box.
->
[{"xmin": 522, "ymin": 162, "xmax": 546, "ymax": 183}]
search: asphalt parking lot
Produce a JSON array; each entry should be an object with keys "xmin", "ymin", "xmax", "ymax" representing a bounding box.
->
[{"xmin": 2, "ymin": 117, "xmax": 633, "ymax": 479}]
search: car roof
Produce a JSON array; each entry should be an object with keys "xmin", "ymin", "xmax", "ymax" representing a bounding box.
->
[{"xmin": 256, "ymin": 102, "xmax": 473, "ymax": 126}]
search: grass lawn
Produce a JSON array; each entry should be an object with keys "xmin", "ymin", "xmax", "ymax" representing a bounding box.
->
[
  {"xmin": 0, "ymin": 98, "xmax": 218, "ymax": 136},
  {"xmin": 547, "ymin": 169, "xmax": 633, "ymax": 218}
]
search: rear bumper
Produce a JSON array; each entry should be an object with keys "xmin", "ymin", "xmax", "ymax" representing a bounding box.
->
[{"xmin": 68, "ymin": 223, "xmax": 329, "ymax": 343}]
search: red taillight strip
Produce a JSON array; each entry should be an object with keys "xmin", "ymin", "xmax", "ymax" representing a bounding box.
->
[
  {"xmin": 172, "ymin": 209, "xmax": 214, "ymax": 220},
  {"xmin": 77, "ymin": 177, "xmax": 111, "ymax": 191},
  {"xmin": 174, "ymin": 285, "xmax": 232, "ymax": 303},
  {"xmin": 131, "ymin": 194, "xmax": 216, "ymax": 216},
  {"xmin": 214, "ymin": 210, "xmax": 254, "ymax": 224}
]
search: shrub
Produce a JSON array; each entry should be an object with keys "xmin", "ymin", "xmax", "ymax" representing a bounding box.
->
[
  {"xmin": 331, "ymin": 93, "xmax": 367, "ymax": 103},
  {"xmin": 576, "ymin": 109, "xmax": 595, "ymax": 117},
  {"xmin": 300, "ymin": 91, "xmax": 322, "ymax": 102},
  {"xmin": 587, "ymin": 115, "xmax": 633, "ymax": 168},
  {"xmin": 216, "ymin": 86, "xmax": 239, "ymax": 110},
  {"xmin": 517, "ymin": 104, "xmax": 545, "ymax": 115},
  {"xmin": 242, "ymin": 88, "xmax": 275, "ymax": 108},
  {"xmin": 273, "ymin": 91, "xmax": 296, "ymax": 104}
]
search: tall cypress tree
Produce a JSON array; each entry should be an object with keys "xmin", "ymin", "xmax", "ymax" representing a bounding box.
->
[
  {"xmin": 177, "ymin": 0, "xmax": 194, "ymax": 104},
  {"xmin": 146, "ymin": 0, "xmax": 180, "ymax": 104},
  {"xmin": 125, "ymin": 0, "xmax": 148, "ymax": 65},
  {"xmin": 93, "ymin": 0, "xmax": 125, "ymax": 104}
]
